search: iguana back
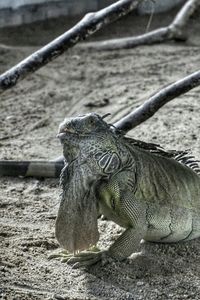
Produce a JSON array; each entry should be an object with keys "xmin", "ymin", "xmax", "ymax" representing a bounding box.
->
[{"xmin": 123, "ymin": 144, "xmax": 200, "ymax": 242}]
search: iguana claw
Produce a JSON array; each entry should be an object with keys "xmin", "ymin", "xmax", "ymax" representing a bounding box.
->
[{"xmin": 48, "ymin": 247, "xmax": 106, "ymax": 267}]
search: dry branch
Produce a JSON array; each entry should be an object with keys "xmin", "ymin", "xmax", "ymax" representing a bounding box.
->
[
  {"xmin": 0, "ymin": 0, "xmax": 141, "ymax": 94},
  {"xmin": 114, "ymin": 69, "xmax": 200, "ymax": 132},
  {"xmin": 1, "ymin": 68, "xmax": 200, "ymax": 173},
  {"xmin": 53, "ymin": 69, "xmax": 200, "ymax": 162},
  {"xmin": 82, "ymin": 0, "xmax": 199, "ymax": 50}
]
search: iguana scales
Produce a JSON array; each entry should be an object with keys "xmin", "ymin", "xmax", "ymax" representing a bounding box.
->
[
  {"xmin": 52, "ymin": 112, "xmax": 200, "ymax": 266},
  {"xmin": 1, "ymin": 112, "xmax": 200, "ymax": 266}
]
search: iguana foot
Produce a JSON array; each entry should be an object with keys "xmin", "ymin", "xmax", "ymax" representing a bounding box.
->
[{"xmin": 48, "ymin": 246, "xmax": 106, "ymax": 267}]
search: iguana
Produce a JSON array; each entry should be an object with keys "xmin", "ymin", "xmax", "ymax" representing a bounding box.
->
[
  {"xmin": 1, "ymin": 112, "xmax": 200, "ymax": 267},
  {"xmin": 50, "ymin": 112, "xmax": 200, "ymax": 266}
]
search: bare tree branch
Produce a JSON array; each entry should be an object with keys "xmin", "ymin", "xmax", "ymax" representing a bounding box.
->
[
  {"xmin": 1, "ymin": 68, "xmax": 200, "ymax": 176},
  {"xmin": 53, "ymin": 69, "xmax": 200, "ymax": 162},
  {"xmin": 0, "ymin": 0, "xmax": 141, "ymax": 94},
  {"xmin": 171, "ymin": 0, "xmax": 198, "ymax": 29},
  {"xmin": 114, "ymin": 69, "xmax": 200, "ymax": 132},
  {"xmin": 82, "ymin": 0, "xmax": 199, "ymax": 51}
]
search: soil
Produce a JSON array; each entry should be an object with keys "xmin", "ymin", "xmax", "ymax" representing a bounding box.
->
[{"xmin": 1, "ymin": 7, "xmax": 200, "ymax": 300}]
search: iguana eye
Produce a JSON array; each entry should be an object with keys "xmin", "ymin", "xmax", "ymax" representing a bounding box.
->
[{"xmin": 88, "ymin": 118, "xmax": 95, "ymax": 125}]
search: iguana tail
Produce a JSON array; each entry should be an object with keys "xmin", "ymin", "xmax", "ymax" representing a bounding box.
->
[{"xmin": 0, "ymin": 160, "xmax": 64, "ymax": 178}]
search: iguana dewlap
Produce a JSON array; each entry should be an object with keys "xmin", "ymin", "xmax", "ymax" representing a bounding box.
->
[{"xmin": 53, "ymin": 113, "xmax": 200, "ymax": 266}]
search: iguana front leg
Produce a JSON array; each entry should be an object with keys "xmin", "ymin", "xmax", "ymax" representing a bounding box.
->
[
  {"xmin": 108, "ymin": 226, "xmax": 145, "ymax": 259},
  {"xmin": 98, "ymin": 176, "xmax": 147, "ymax": 261},
  {"xmin": 105, "ymin": 191, "xmax": 147, "ymax": 262}
]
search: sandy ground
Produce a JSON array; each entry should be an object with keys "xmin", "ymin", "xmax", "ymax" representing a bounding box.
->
[{"xmin": 1, "ymin": 7, "xmax": 200, "ymax": 300}]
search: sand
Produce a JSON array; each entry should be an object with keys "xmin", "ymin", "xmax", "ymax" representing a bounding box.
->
[{"xmin": 1, "ymin": 7, "xmax": 200, "ymax": 300}]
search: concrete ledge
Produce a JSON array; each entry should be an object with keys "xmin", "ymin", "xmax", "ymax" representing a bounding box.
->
[
  {"xmin": 0, "ymin": 0, "xmax": 98, "ymax": 28},
  {"xmin": 0, "ymin": 0, "xmax": 187, "ymax": 28}
]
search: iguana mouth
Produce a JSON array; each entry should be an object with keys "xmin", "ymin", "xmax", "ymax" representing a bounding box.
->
[
  {"xmin": 57, "ymin": 127, "xmax": 77, "ymax": 139},
  {"xmin": 58, "ymin": 127, "xmax": 76, "ymax": 133},
  {"xmin": 56, "ymin": 133, "xmax": 66, "ymax": 141}
]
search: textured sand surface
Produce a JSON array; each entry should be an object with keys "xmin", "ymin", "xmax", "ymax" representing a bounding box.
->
[{"xmin": 1, "ymin": 8, "xmax": 200, "ymax": 300}]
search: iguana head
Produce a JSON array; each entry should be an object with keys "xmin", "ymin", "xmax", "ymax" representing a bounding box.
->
[
  {"xmin": 57, "ymin": 112, "xmax": 114, "ymax": 161},
  {"xmin": 57, "ymin": 112, "xmax": 110, "ymax": 139}
]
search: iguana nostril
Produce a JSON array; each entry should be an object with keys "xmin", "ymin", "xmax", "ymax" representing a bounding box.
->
[{"xmin": 56, "ymin": 132, "xmax": 66, "ymax": 139}]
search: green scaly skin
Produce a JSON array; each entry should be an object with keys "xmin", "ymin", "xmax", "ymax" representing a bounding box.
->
[{"xmin": 50, "ymin": 113, "xmax": 200, "ymax": 267}]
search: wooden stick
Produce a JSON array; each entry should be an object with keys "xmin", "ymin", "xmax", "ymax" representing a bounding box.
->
[
  {"xmin": 0, "ymin": 0, "xmax": 140, "ymax": 94},
  {"xmin": 114, "ymin": 69, "xmax": 200, "ymax": 132},
  {"xmin": 82, "ymin": 0, "xmax": 199, "ymax": 51}
]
